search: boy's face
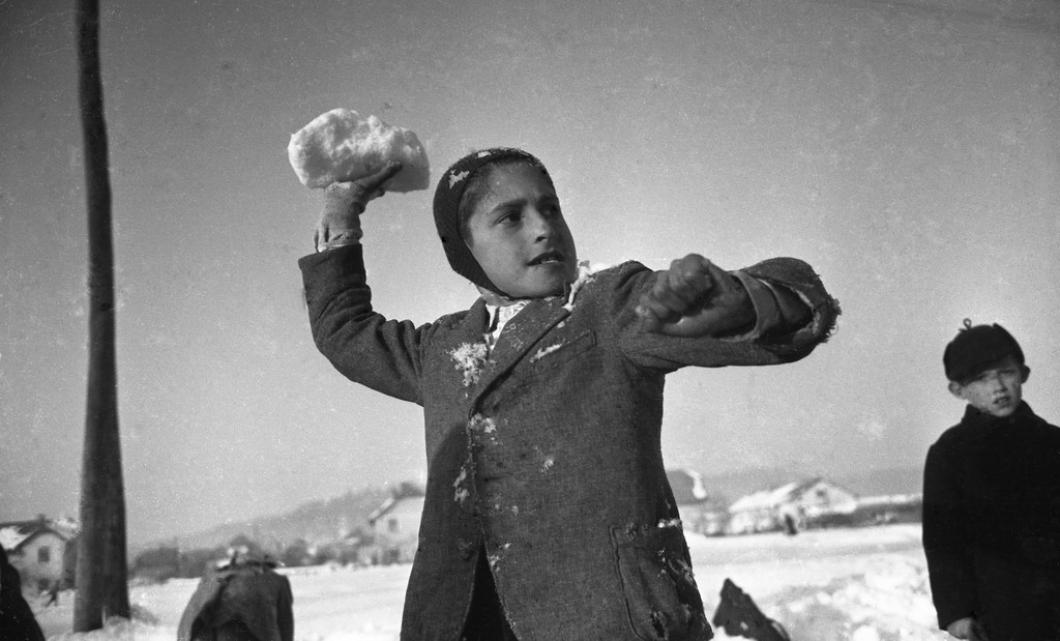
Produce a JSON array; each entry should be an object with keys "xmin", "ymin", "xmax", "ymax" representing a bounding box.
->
[
  {"xmin": 948, "ymin": 355, "xmax": 1029, "ymax": 418},
  {"xmin": 465, "ymin": 163, "xmax": 578, "ymax": 298}
]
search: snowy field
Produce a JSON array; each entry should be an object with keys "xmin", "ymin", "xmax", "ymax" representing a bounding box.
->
[{"xmin": 34, "ymin": 524, "xmax": 945, "ymax": 641}]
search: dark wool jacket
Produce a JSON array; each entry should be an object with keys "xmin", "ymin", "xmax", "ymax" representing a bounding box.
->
[
  {"xmin": 300, "ymin": 245, "xmax": 838, "ymax": 641},
  {"xmin": 923, "ymin": 402, "xmax": 1060, "ymax": 640},
  {"xmin": 0, "ymin": 545, "xmax": 45, "ymax": 641},
  {"xmin": 177, "ymin": 562, "xmax": 294, "ymax": 641}
]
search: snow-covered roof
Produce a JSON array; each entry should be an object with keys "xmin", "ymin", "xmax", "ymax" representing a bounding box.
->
[
  {"xmin": 729, "ymin": 477, "xmax": 853, "ymax": 512},
  {"xmin": 367, "ymin": 497, "xmax": 398, "ymax": 525},
  {"xmin": 730, "ymin": 481, "xmax": 801, "ymax": 511},
  {"xmin": 0, "ymin": 526, "xmax": 29, "ymax": 551},
  {"xmin": 0, "ymin": 517, "xmax": 75, "ymax": 551},
  {"xmin": 368, "ymin": 483, "xmax": 426, "ymax": 525}
]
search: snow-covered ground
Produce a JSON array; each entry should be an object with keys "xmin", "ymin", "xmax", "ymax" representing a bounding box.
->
[{"xmin": 34, "ymin": 524, "xmax": 945, "ymax": 640}]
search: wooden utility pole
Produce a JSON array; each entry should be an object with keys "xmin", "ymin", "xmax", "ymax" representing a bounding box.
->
[{"xmin": 73, "ymin": 0, "xmax": 131, "ymax": 630}]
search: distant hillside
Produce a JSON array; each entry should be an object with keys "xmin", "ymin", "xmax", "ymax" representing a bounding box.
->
[
  {"xmin": 837, "ymin": 464, "xmax": 923, "ymax": 497},
  {"xmin": 143, "ymin": 465, "xmax": 924, "ymax": 554},
  {"xmin": 145, "ymin": 485, "xmax": 392, "ymax": 553}
]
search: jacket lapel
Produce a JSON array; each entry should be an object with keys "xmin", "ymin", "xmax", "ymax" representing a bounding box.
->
[
  {"xmin": 462, "ymin": 298, "xmax": 490, "ymax": 340},
  {"xmin": 469, "ymin": 296, "xmax": 570, "ymax": 406}
]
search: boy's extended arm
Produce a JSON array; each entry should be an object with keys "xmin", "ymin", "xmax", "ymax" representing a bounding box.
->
[
  {"xmin": 299, "ymin": 162, "xmax": 428, "ymax": 404},
  {"xmin": 635, "ymin": 253, "xmax": 832, "ymax": 341},
  {"xmin": 613, "ymin": 255, "xmax": 837, "ymax": 371}
]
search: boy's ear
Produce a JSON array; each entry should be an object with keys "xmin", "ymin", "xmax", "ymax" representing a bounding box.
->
[
  {"xmin": 1021, "ymin": 365, "xmax": 1031, "ymax": 383},
  {"xmin": 948, "ymin": 380, "xmax": 966, "ymax": 400}
]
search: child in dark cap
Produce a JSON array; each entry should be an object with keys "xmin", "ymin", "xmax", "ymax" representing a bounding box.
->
[
  {"xmin": 923, "ymin": 319, "xmax": 1060, "ymax": 641},
  {"xmin": 299, "ymin": 148, "xmax": 839, "ymax": 641}
]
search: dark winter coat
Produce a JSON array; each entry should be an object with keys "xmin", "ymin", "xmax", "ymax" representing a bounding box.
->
[
  {"xmin": 177, "ymin": 561, "xmax": 294, "ymax": 641},
  {"xmin": 0, "ymin": 545, "xmax": 45, "ymax": 641},
  {"xmin": 299, "ymin": 245, "xmax": 837, "ymax": 641},
  {"xmin": 923, "ymin": 402, "xmax": 1060, "ymax": 640}
]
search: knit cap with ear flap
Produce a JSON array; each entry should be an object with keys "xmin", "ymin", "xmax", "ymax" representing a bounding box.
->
[
  {"xmin": 943, "ymin": 318, "xmax": 1025, "ymax": 383},
  {"xmin": 432, "ymin": 148, "xmax": 553, "ymax": 295}
]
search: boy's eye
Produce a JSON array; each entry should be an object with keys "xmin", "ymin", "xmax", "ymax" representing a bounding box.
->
[{"xmin": 497, "ymin": 210, "xmax": 522, "ymax": 226}]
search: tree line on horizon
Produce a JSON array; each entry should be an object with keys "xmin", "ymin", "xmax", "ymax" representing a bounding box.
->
[{"xmin": 131, "ymin": 528, "xmax": 380, "ymax": 582}]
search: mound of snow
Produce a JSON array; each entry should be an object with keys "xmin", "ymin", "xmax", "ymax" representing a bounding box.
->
[{"xmin": 765, "ymin": 556, "xmax": 938, "ymax": 641}]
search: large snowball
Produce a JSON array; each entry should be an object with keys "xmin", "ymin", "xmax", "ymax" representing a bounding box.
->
[{"xmin": 287, "ymin": 108, "xmax": 430, "ymax": 191}]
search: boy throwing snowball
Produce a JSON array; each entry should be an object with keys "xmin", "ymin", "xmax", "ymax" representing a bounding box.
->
[{"xmin": 299, "ymin": 148, "xmax": 839, "ymax": 641}]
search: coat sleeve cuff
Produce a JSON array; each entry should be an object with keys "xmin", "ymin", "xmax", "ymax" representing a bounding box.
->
[{"xmin": 728, "ymin": 270, "xmax": 782, "ymax": 341}]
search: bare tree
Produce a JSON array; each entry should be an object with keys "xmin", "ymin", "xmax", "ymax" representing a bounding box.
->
[{"xmin": 73, "ymin": 0, "xmax": 131, "ymax": 630}]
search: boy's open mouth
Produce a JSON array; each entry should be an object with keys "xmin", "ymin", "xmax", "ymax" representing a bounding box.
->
[{"xmin": 528, "ymin": 250, "xmax": 565, "ymax": 266}]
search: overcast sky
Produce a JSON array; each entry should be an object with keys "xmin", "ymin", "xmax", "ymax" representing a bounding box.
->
[{"xmin": 1, "ymin": 0, "xmax": 1058, "ymax": 545}]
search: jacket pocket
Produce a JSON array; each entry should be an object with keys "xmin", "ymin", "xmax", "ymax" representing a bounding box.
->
[
  {"xmin": 525, "ymin": 329, "xmax": 596, "ymax": 373},
  {"xmin": 610, "ymin": 522, "xmax": 713, "ymax": 641}
]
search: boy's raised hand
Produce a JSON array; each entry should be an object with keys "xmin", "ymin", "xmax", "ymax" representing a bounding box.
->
[
  {"xmin": 635, "ymin": 254, "xmax": 754, "ymax": 337},
  {"xmin": 315, "ymin": 161, "xmax": 403, "ymax": 250}
]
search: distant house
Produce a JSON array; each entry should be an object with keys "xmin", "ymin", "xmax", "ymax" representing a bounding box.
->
[
  {"xmin": 851, "ymin": 493, "xmax": 923, "ymax": 526},
  {"xmin": 366, "ymin": 483, "xmax": 425, "ymax": 565},
  {"xmin": 0, "ymin": 516, "xmax": 78, "ymax": 590},
  {"xmin": 666, "ymin": 468, "xmax": 730, "ymax": 535},
  {"xmin": 726, "ymin": 478, "xmax": 858, "ymax": 535}
]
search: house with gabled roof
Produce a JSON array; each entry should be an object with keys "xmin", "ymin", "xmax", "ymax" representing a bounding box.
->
[
  {"xmin": 365, "ymin": 482, "xmax": 425, "ymax": 565},
  {"xmin": 0, "ymin": 515, "xmax": 78, "ymax": 590},
  {"xmin": 726, "ymin": 477, "xmax": 858, "ymax": 535}
]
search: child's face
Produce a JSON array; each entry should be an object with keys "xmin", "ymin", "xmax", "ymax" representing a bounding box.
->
[
  {"xmin": 948, "ymin": 355, "xmax": 1029, "ymax": 418},
  {"xmin": 465, "ymin": 163, "xmax": 578, "ymax": 298}
]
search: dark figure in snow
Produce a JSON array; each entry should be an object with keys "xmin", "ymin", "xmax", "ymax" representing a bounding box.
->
[
  {"xmin": 923, "ymin": 320, "xmax": 1060, "ymax": 641},
  {"xmin": 177, "ymin": 549, "xmax": 294, "ymax": 641},
  {"xmin": 0, "ymin": 545, "xmax": 45, "ymax": 641},
  {"xmin": 44, "ymin": 581, "xmax": 60, "ymax": 607},
  {"xmin": 299, "ymin": 148, "xmax": 839, "ymax": 640},
  {"xmin": 782, "ymin": 513, "xmax": 798, "ymax": 536}
]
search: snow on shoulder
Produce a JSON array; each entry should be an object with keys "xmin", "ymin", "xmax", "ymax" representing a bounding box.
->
[
  {"xmin": 287, "ymin": 108, "xmax": 430, "ymax": 191},
  {"xmin": 563, "ymin": 260, "xmax": 609, "ymax": 311}
]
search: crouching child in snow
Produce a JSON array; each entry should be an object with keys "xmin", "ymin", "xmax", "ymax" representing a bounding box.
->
[
  {"xmin": 298, "ymin": 148, "xmax": 840, "ymax": 641},
  {"xmin": 177, "ymin": 549, "xmax": 293, "ymax": 641}
]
